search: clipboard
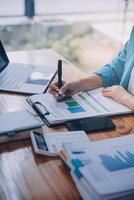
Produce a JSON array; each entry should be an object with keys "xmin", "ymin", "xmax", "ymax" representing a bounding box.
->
[
  {"xmin": 27, "ymin": 98, "xmax": 89, "ymax": 128},
  {"xmin": 26, "ymin": 88, "xmax": 132, "ymax": 128}
]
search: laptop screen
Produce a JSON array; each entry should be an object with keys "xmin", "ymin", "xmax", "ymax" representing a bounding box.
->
[{"xmin": 0, "ymin": 41, "xmax": 9, "ymax": 73}]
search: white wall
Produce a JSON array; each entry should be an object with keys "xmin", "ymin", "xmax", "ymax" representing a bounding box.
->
[{"xmin": 35, "ymin": 0, "xmax": 125, "ymax": 15}]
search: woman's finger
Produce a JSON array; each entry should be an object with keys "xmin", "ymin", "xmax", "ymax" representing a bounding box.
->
[
  {"xmin": 48, "ymin": 90, "xmax": 57, "ymax": 96},
  {"xmin": 49, "ymin": 84, "xmax": 59, "ymax": 92},
  {"xmin": 103, "ymin": 91, "xmax": 112, "ymax": 97},
  {"xmin": 103, "ymin": 87, "xmax": 112, "ymax": 92},
  {"xmin": 59, "ymin": 83, "xmax": 70, "ymax": 96},
  {"xmin": 49, "ymin": 84, "xmax": 57, "ymax": 90}
]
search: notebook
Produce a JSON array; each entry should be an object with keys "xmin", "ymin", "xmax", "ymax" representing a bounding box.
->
[{"xmin": 27, "ymin": 87, "xmax": 132, "ymax": 127}]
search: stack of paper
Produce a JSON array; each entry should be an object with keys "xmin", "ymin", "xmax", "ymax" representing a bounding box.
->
[{"xmin": 59, "ymin": 134, "xmax": 134, "ymax": 200}]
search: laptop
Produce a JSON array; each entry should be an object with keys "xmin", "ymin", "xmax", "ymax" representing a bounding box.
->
[{"xmin": 0, "ymin": 40, "xmax": 57, "ymax": 94}]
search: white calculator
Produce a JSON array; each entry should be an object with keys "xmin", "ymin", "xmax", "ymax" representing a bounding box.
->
[{"xmin": 30, "ymin": 130, "xmax": 90, "ymax": 156}]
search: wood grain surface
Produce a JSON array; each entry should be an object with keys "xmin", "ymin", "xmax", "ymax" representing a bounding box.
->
[{"xmin": 0, "ymin": 49, "xmax": 134, "ymax": 200}]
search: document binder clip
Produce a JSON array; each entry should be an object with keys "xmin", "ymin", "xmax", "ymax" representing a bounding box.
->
[{"xmin": 33, "ymin": 102, "xmax": 50, "ymax": 115}]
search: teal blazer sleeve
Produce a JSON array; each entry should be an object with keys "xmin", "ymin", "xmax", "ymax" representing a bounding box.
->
[{"xmin": 95, "ymin": 41, "xmax": 128, "ymax": 87}]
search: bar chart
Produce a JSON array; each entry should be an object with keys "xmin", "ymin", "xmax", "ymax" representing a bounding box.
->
[
  {"xmin": 99, "ymin": 150, "xmax": 134, "ymax": 172},
  {"xmin": 65, "ymin": 97, "xmax": 85, "ymax": 113}
]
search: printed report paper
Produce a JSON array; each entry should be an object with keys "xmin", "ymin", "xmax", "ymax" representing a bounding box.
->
[{"xmin": 64, "ymin": 134, "xmax": 134, "ymax": 200}]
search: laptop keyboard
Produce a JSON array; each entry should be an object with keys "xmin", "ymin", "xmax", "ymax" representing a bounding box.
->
[{"xmin": 0, "ymin": 64, "xmax": 32, "ymax": 90}]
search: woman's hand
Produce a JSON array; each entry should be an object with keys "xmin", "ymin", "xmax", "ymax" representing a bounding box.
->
[
  {"xmin": 49, "ymin": 80, "xmax": 81, "ymax": 101},
  {"xmin": 48, "ymin": 74, "xmax": 103, "ymax": 101},
  {"xmin": 102, "ymin": 86, "xmax": 131, "ymax": 104}
]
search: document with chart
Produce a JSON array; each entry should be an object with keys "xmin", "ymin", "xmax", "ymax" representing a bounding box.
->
[
  {"xmin": 79, "ymin": 136, "xmax": 134, "ymax": 199},
  {"xmin": 27, "ymin": 87, "xmax": 132, "ymax": 125},
  {"xmin": 62, "ymin": 134, "xmax": 134, "ymax": 200}
]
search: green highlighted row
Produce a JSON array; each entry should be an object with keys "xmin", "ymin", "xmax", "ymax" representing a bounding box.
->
[
  {"xmin": 78, "ymin": 93, "xmax": 100, "ymax": 113},
  {"xmin": 65, "ymin": 101, "xmax": 79, "ymax": 107}
]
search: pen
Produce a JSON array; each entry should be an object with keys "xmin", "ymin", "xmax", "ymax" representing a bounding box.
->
[
  {"xmin": 57, "ymin": 60, "xmax": 63, "ymax": 89},
  {"xmin": 43, "ymin": 70, "xmax": 57, "ymax": 93}
]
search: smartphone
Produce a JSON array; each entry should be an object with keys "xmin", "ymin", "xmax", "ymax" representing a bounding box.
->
[{"xmin": 66, "ymin": 116, "xmax": 115, "ymax": 133}]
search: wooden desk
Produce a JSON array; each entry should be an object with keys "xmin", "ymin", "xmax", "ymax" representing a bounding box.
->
[{"xmin": 0, "ymin": 49, "xmax": 134, "ymax": 200}]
